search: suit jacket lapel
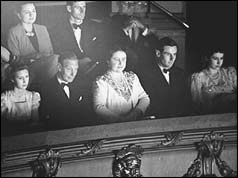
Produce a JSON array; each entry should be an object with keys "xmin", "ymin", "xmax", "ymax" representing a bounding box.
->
[
  {"xmin": 156, "ymin": 67, "xmax": 170, "ymax": 87},
  {"xmin": 66, "ymin": 21, "xmax": 82, "ymax": 52},
  {"xmin": 53, "ymin": 77, "xmax": 71, "ymax": 101}
]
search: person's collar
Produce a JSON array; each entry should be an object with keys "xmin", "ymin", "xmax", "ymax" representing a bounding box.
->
[
  {"xmin": 157, "ymin": 63, "xmax": 170, "ymax": 74},
  {"xmin": 123, "ymin": 28, "xmax": 130, "ymax": 36},
  {"xmin": 57, "ymin": 74, "xmax": 68, "ymax": 85},
  {"xmin": 69, "ymin": 17, "xmax": 83, "ymax": 26}
]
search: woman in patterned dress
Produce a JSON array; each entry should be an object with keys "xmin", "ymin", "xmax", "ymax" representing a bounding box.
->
[
  {"xmin": 93, "ymin": 45, "xmax": 150, "ymax": 123},
  {"xmin": 191, "ymin": 47, "xmax": 237, "ymax": 114}
]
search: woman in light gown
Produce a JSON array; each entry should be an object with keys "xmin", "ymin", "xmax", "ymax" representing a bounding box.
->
[
  {"xmin": 191, "ymin": 47, "xmax": 237, "ymax": 114},
  {"xmin": 1, "ymin": 61, "xmax": 41, "ymax": 135},
  {"xmin": 93, "ymin": 45, "xmax": 150, "ymax": 123}
]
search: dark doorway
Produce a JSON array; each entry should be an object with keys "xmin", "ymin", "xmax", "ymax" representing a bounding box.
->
[{"xmin": 186, "ymin": 1, "xmax": 237, "ymax": 74}]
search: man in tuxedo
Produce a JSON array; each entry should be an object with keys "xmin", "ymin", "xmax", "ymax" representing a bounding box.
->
[
  {"xmin": 139, "ymin": 37, "xmax": 191, "ymax": 118},
  {"xmin": 49, "ymin": 1, "xmax": 107, "ymax": 79},
  {"xmin": 108, "ymin": 14, "xmax": 157, "ymax": 73},
  {"xmin": 40, "ymin": 51, "xmax": 95, "ymax": 130}
]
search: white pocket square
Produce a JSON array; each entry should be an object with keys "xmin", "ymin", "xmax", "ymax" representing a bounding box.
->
[{"xmin": 78, "ymin": 96, "xmax": 83, "ymax": 102}]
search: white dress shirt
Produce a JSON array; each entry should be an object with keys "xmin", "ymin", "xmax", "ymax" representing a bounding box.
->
[
  {"xmin": 57, "ymin": 76, "xmax": 70, "ymax": 98},
  {"xmin": 70, "ymin": 21, "xmax": 83, "ymax": 52},
  {"xmin": 158, "ymin": 65, "xmax": 170, "ymax": 84}
]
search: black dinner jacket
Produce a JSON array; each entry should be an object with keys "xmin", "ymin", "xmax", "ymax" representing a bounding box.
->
[
  {"xmin": 49, "ymin": 18, "xmax": 106, "ymax": 62},
  {"xmin": 40, "ymin": 75, "xmax": 95, "ymax": 130},
  {"xmin": 139, "ymin": 64, "xmax": 191, "ymax": 118}
]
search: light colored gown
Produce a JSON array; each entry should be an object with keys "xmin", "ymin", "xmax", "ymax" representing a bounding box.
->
[
  {"xmin": 1, "ymin": 90, "xmax": 40, "ymax": 122},
  {"xmin": 93, "ymin": 71, "xmax": 150, "ymax": 122},
  {"xmin": 191, "ymin": 66, "xmax": 237, "ymax": 113}
]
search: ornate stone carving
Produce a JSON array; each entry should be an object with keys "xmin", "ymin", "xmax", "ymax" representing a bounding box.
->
[
  {"xmin": 215, "ymin": 157, "xmax": 237, "ymax": 177},
  {"xmin": 159, "ymin": 131, "xmax": 183, "ymax": 146},
  {"xmin": 113, "ymin": 144, "xmax": 144, "ymax": 177},
  {"xmin": 30, "ymin": 148, "xmax": 61, "ymax": 177},
  {"xmin": 74, "ymin": 139, "xmax": 104, "ymax": 157},
  {"xmin": 183, "ymin": 152, "xmax": 202, "ymax": 177},
  {"xmin": 183, "ymin": 131, "xmax": 237, "ymax": 177}
]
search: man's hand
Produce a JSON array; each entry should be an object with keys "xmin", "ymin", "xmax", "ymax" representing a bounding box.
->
[{"xmin": 130, "ymin": 19, "xmax": 147, "ymax": 30}]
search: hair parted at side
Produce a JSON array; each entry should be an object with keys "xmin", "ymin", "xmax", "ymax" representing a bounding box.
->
[
  {"xmin": 201, "ymin": 46, "xmax": 225, "ymax": 69},
  {"xmin": 7, "ymin": 60, "xmax": 29, "ymax": 81},
  {"xmin": 58, "ymin": 51, "xmax": 78, "ymax": 65},
  {"xmin": 106, "ymin": 44, "xmax": 127, "ymax": 60},
  {"xmin": 155, "ymin": 37, "xmax": 178, "ymax": 52}
]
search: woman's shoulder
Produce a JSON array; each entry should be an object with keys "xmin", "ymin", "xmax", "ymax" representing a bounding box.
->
[
  {"xmin": 21, "ymin": 90, "xmax": 40, "ymax": 100},
  {"xmin": 31, "ymin": 91, "xmax": 41, "ymax": 99},
  {"xmin": 30, "ymin": 91, "xmax": 41, "ymax": 105},
  {"xmin": 1, "ymin": 90, "xmax": 14, "ymax": 98},
  {"xmin": 8, "ymin": 23, "xmax": 23, "ymax": 34},
  {"xmin": 94, "ymin": 73, "xmax": 111, "ymax": 86},
  {"xmin": 124, "ymin": 71, "xmax": 137, "ymax": 79},
  {"xmin": 33, "ymin": 24, "xmax": 49, "ymax": 34},
  {"xmin": 33, "ymin": 23, "xmax": 47, "ymax": 29},
  {"xmin": 222, "ymin": 66, "xmax": 237, "ymax": 74},
  {"xmin": 191, "ymin": 70, "xmax": 207, "ymax": 80}
]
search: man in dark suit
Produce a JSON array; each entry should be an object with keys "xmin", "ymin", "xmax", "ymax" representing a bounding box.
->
[
  {"xmin": 139, "ymin": 37, "xmax": 191, "ymax": 118},
  {"xmin": 49, "ymin": 1, "xmax": 107, "ymax": 78},
  {"xmin": 40, "ymin": 51, "xmax": 95, "ymax": 130}
]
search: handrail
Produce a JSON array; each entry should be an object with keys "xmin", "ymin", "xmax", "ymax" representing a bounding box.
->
[{"xmin": 150, "ymin": 1, "xmax": 190, "ymax": 29}]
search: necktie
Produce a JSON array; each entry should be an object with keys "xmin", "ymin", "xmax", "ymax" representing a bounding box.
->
[{"xmin": 72, "ymin": 23, "xmax": 81, "ymax": 30}]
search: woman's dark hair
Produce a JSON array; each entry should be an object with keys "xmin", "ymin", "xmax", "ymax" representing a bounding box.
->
[
  {"xmin": 6, "ymin": 60, "xmax": 31, "ymax": 90},
  {"xmin": 106, "ymin": 44, "xmax": 127, "ymax": 61},
  {"xmin": 202, "ymin": 46, "xmax": 225, "ymax": 68}
]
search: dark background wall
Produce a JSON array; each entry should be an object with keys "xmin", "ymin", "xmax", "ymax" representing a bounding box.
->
[{"xmin": 186, "ymin": 1, "xmax": 237, "ymax": 74}]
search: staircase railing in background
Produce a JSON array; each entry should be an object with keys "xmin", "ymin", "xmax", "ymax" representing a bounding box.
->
[{"xmin": 149, "ymin": 1, "xmax": 189, "ymax": 29}]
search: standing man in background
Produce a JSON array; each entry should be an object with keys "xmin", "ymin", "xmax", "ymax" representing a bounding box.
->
[{"xmin": 49, "ymin": 1, "xmax": 107, "ymax": 79}]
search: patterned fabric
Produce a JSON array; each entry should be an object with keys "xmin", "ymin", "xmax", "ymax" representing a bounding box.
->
[
  {"xmin": 1, "ymin": 90, "xmax": 40, "ymax": 121},
  {"xmin": 93, "ymin": 71, "xmax": 150, "ymax": 122},
  {"xmin": 191, "ymin": 66, "xmax": 237, "ymax": 112},
  {"xmin": 100, "ymin": 71, "xmax": 135, "ymax": 101}
]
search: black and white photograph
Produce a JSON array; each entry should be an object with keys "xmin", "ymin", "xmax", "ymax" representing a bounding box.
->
[{"xmin": 1, "ymin": 1, "xmax": 237, "ymax": 177}]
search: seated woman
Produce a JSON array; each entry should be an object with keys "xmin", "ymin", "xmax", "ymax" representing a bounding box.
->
[
  {"xmin": 191, "ymin": 47, "xmax": 237, "ymax": 114},
  {"xmin": 92, "ymin": 45, "xmax": 150, "ymax": 123},
  {"xmin": 7, "ymin": 2, "xmax": 58, "ymax": 90},
  {"xmin": 1, "ymin": 61, "xmax": 41, "ymax": 135}
]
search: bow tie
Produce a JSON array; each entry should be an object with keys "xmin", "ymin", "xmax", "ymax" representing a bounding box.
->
[
  {"xmin": 61, "ymin": 82, "xmax": 69, "ymax": 88},
  {"xmin": 163, "ymin": 68, "xmax": 171, "ymax": 74},
  {"xmin": 72, "ymin": 23, "xmax": 82, "ymax": 29}
]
